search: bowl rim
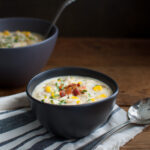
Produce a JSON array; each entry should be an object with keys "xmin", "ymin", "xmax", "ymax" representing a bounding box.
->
[
  {"xmin": 26, "ymin": 67, "xmax": 119, "ymax": 108},
  {"xmin": 0, "ymin": 17, "xmax": 58, "ymax": 50}
]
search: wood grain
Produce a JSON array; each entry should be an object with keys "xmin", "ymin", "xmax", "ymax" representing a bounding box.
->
[{"xmin": 0, "ymin": 38, "xmax": 150, "ymax": 149}]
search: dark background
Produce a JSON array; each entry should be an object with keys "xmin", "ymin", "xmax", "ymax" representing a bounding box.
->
[{"xmin": 0, "ymin": 0, "xmax": 150, "ymax": 37}]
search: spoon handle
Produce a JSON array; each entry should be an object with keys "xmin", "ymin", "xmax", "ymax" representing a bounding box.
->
[
  {"xmin": 77, "ymin": 120, "xmax": 131, "ymax": 150},
  {"xmin": 45, "ymin": 0, "xmax": 76, "ymax": 38}
]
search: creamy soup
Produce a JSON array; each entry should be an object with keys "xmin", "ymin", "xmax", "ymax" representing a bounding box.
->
[
  {"xmin": 32, "ymin": 76, "xmax": 113, "ymax": 105},
  {"xmin": 0, "ymin": 30, "xmax": 44, "ymax": 48}
]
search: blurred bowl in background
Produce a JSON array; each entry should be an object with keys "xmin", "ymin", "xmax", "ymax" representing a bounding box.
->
[{"xmin": 0, "ymin": 17, "xmax": 58, "ymax": 87}]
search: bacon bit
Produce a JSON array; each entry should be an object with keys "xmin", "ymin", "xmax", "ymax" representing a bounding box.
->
[
  {"xmin": 71, "ymin": 84, "xmax": 77, "ymax": 89},
  {"xmin": 77, "ymin": 83, "xmax": 80, "ymax": 87},
  {"xmin": 60, "ymin": 90, "xmax": 66, "ymax": 97},
  {"xmin": 73, "ymin": 88, "xmax": 80, "ymax": 96},
  {"xmin": 66, "ymin": 83, "xmax": 76, "ymax": 88},
  {"xmin": 59, "ymin": 84, "xmax": 63, "ymax": 90},
  {"xmin": 62, "ymin": 83, "xmax": 86, "ymax": 96},
  {"xmin": 80, "ymin": 86, "xmax": 86, "ymax": 90},
  {"xmin": 65, "ymin": 84, "xmax": 77, "ymax": 90},
  {"xmin": 65, "ymin": 87, "xmax": 72, "ymax": 95}
]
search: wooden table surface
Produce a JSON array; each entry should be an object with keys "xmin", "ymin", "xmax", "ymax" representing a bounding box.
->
[{"xmin": 0, "ymin": 38, "xmax": 150, "ymax": 149}]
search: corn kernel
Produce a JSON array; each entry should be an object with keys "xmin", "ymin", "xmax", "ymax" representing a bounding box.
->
[
  {"xmin": 44, "ymin": 95, "xmax": 47, "ymax": 99},
  {"xmin": 57, "ymin": 79, "xmax": 61, "ymax": 82},
  {"xmin": 23, "ymin": 31, "xmax": 31, "ymax": 37},
  {"xmin": 51, "ymin": 92, "xmax": 55, "ymax": 98},
  {"xmin": 96, "ymin": 94, "xmax": 107, "ymax": 99},
  {"xmin": 100, "ymin": 94, "xmax": 107, "ymax": 98},
  {"xmin": 91, "ymin": 98, "xmax": 95, "ymax": 102},
  {"xmin": 78, "ymin": 81, "xmax": 82, "ymax": 85},
  {"xmin": 3, "ymin": 30, "xmax": 10, "ymax": 36},
  {"xmin": 45, "ymin": 86, "xmax": 51, "ymax": 93},
  {"xmin": 76, "ymin": 100, "xmax": 80, "ymax": 104},
  {"xmin": 93, "ymin": 85, "xmax": 103, "ymax": 91},
  {"xmin": 71, "ymin": 96, "xmax": 79, "ymax": 99}
]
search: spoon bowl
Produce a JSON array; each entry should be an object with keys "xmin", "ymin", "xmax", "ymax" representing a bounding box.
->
[{"xmin": 128, "ymin": 97, "xmax": 150, "ymax": 124}]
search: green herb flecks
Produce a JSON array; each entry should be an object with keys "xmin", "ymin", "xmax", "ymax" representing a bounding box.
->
[
  {"xmin": 87, "ymin": 99, "xmax": 91, "ymax": 103},
  {"xmin": 57, "ymin": 78, "xmax": 61, "ymax": 82},
  {"xmin": 50, "ymin": 96, "xmax": 53, "ymax": 99},
  {"xmin": 28, "ymin": 36, "xmax": 35, "ymax": 40},
  {"xmin": 41, "ymin": 99, "xmax": 45, "ymax": 102},
  {"xmin": 50, "ymin": 99, "xmax": 54, "ymax": 104},
  {"xmin": 55, "ymin": 82, "xmax": 60, "ymax": 90},
  {"xmin": 59, "ymin": 100, "xmax": 66, "ymax": 105},
  {"xmin": 57, "ymin": 78, "xmax": 64, "ymax": 85},
  {"xmin": 81, "ymin": 90, "xmax": 87, "ymax": 94},
  {"xmin": 88, "ymin": 93, "xmax": 91, "ymax": 97},
  {"xmin": 61, "ymin": 86, "xmax": 64, "ymax": 90},
  {"xmin": 54, "ymin": 93, "xmax": 60, "ymax": 97}
]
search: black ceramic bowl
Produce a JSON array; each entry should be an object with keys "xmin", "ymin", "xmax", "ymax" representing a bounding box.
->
[
  {"xmin": 0, "ymin": 17, "xmax": 58, "ymax": 87},
  {"xmin": 26, "ymin": 67, "xmax": 118, "ymax": 138}
]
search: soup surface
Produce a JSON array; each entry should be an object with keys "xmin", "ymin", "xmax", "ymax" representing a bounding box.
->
[
  {"xmin": 0, "ymin": 30, "xmax": 44, "ymax": 48},
  {"xmin": 32, "ymin": 76, "xmax": 113, "ymax": 105}
]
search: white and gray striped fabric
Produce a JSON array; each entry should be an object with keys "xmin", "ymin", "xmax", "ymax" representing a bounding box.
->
[{"xmin": 0, "ymin": 93, "xmax": 146, "ymax": 150}]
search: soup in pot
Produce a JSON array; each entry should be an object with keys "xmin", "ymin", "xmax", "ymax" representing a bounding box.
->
[{"xmin": 0, "ymin": 30, "xmax": 44, "ymax": 48}]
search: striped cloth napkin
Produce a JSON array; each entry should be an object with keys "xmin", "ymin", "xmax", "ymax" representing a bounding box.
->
[{"xmin": 0, "ymin": 93, "xmax": 146, "ymax": 150}]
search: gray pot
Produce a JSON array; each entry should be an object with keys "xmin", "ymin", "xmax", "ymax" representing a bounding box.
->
[{"xmin": 0, "ymin": 17, "xmax": 58, "ymax": 87}]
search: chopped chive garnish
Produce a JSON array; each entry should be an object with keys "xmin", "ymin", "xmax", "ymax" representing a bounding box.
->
[
  {"xmin": 57, "ymin": 78, "xmax": 61, "ymax": 81},
  {"xmin": 61, "ymin": 80, "xmax": 64, "ymax": 84},
  {"xmin": 81, "ymin": 90, "xmax": 87, "ymax": 93},
  {"xmin": 59, "ymin": 100, "xmax": 66, "ymax": 105},
  {"xmin": 50, "ymin": 99, "xmax": 54, "ymax": 104},
  {"xmin": 29, "ymin": 36, "xmax": 35, "ymax": 40},
  {"xmin": 54, "ymin": 94, "xmax": 60, "ymax": 97},
  {"xmin": 88, "ymin": 93, "xmax": 91, "ymax": 97},
  {"xmin": 55, "ymin": 82, "xmax": 60, "ymax": 90},
  {"xmin": 87, "ymin": 99, "xmax": 91, "ymax": 102},
  {"xmin": 14, "ymin": 39, "xmax": 18, "ymax": 42},
  {"xmin": 41, "ymin": 99, "xmax": 45, "ymax": 102}
]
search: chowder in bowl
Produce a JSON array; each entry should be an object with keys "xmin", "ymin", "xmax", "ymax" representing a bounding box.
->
[
  {"xmin": 0, "ymin": 30, "xmax": 44, "ymax": 48},
  {"xmin": 32, "ymin": 76, "xmax": 113, "ymax": 105},
  {"xmin": 27, "ymin": 67, "xmax": 118, "ymax": 138}
]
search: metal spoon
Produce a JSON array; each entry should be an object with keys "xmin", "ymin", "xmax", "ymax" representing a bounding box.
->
[
  {"xmin": 45, "ymin": 0, "xmax": 76, "ymax": 38},
  {"xmin": 78, "ymin": 98, "xmax": 150, "ymax": 150}
]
